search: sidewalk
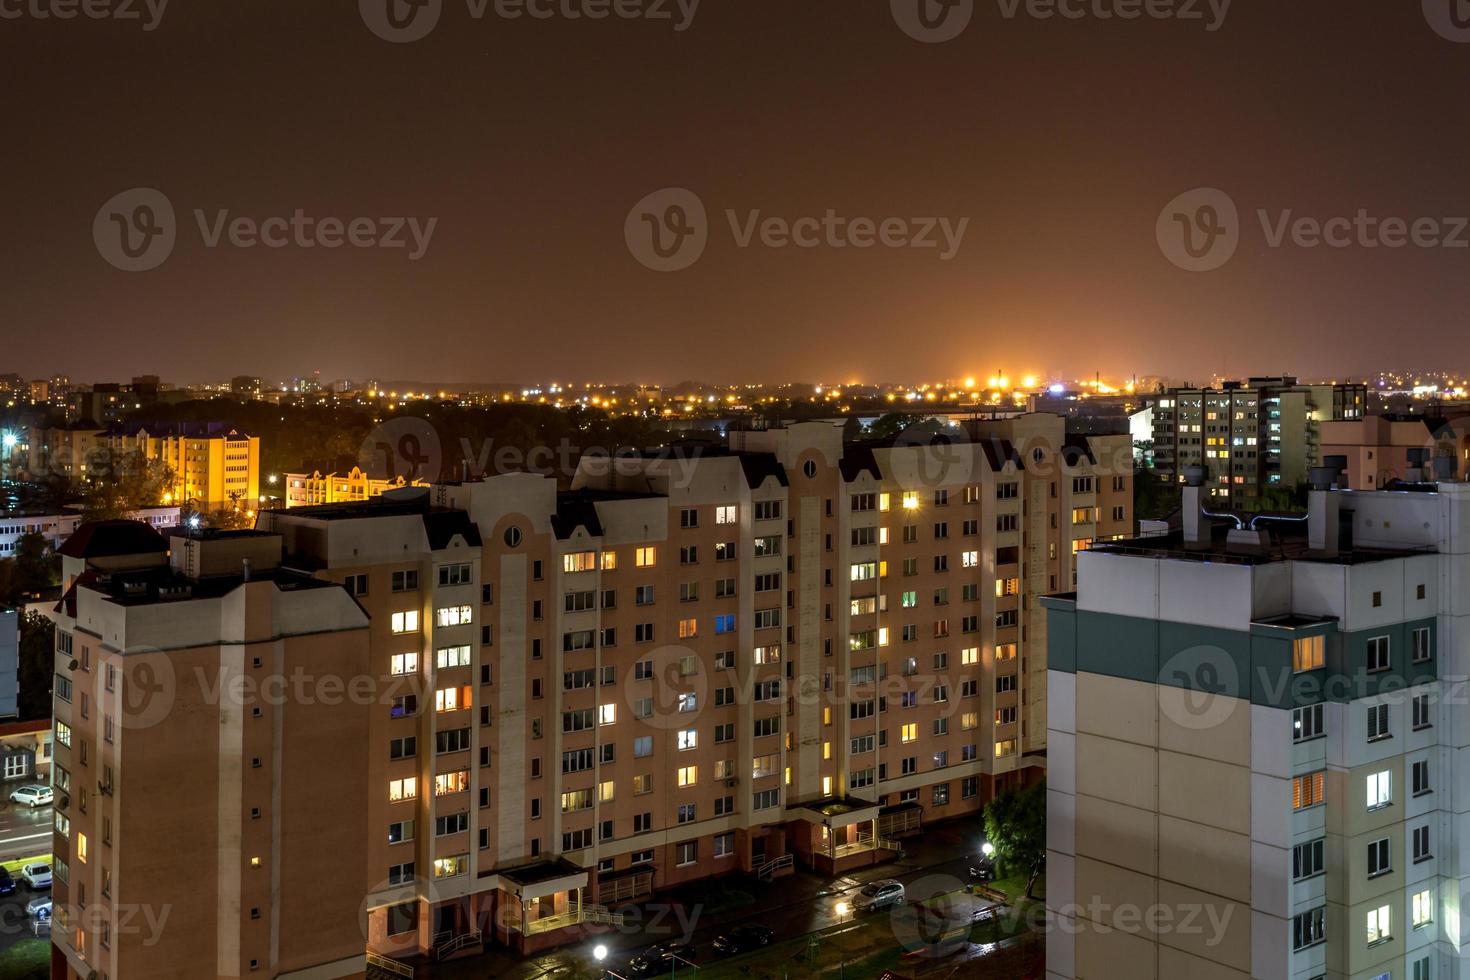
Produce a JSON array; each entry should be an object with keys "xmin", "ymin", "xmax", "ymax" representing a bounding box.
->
[{"xmin": 427, "ymin": 819, "xmax": 984, "ymax": 979}]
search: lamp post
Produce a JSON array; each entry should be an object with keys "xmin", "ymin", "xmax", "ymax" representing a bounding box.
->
[
  {"xmin": 593, "ymin": 944, "xmax": 628, "ymax": 980},
  {"xmin": 834, "ymin": 901, "xmax": 851, "ymax": 979}
]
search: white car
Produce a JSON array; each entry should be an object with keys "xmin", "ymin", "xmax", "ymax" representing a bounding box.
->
[
  {"xmin": 9, "ymin": 786, "xmax": 51, "ymax": 808},
  {"xmin": 24, "ymin": 896, "xmax": 50, "ymax": 919},
  {"xmin": 20, "ymin": 863, "xmax": 51, "ymax": 890},
  {"xmin": 852, "ymin": 879, "xmax": 905, "ymax": 912}
]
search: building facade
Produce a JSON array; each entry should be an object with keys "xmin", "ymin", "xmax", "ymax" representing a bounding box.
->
[
  {"xmin": 282, "ymin": 468, "xmax": 428, "ymax": 508},
  {"xmin": 1149, "ymin": 377, "xmax": 1367, "ymax": 502},
  {"xmin": 1045, "ymin": 468, "xmax": 1462, "ymax": 980},
  {"xmin": 47, "ymin": 414, "xmax": 1132, "ymax": 975},
  {"xmin": 1321, "ymin": 415, "xmax": 1469, "ymax": 490}
]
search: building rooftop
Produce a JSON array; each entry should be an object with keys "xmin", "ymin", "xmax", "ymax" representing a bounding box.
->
[
  {"xmin": 58, "ymin": 520, "xmax": 169, "ymax": 560},
  {"xmin": 1089, "ymin": 525, "xmax": 1434, "ymax": 567}
]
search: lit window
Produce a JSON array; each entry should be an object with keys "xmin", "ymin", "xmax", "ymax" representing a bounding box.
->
[
  {"xmin": 389, "ymin": 777, "xmax": 418, "ymax": 801},
  {"xmin": 390, "ymin": 610, "xmax": 420, "ymax": 634},
  {"xmin": 1293, "ymin": 635, "xmax": 1325, "ymax": 672},
  {"xmin": 901, "ymin": 723, "xmax": 917, "ymax": 743},
  {"xmin": 1367, "ymin": 770, "xmax": 1392, "ymax": 810},
  {"xmin": 76, "ymin": 833, "xmax": 87, "ymax": 863},
  {"xmin": 599, "ymin": 704, "xmax": 617, "ymax": 726},
  {"xmin": 563, "ymin": 551, "xmax": 596, "ymax": 573},
  {"xmin": 1413, "ymin": 889, "xmax": 1433, "ymax": 928},
  {"xmin": 435, "ymin": 686, "xmax": 471, "ymax": 713},
  {"xmin": 635, "ymin": 547, "xmax": 656, "ymax": 568},
  {"xmin": 901, "ymin": 491, "xmax": 920, "ymax": 510},
  {"xmin": 436, "ymin": 605, "xmax": 473, "ymax": 627},
  {"xmin": 677, "ymin": 766, "xmax": 698, "ymax": 787},
  {"xmin": 389, "ymin": 653, "xmax": 418, "ymax": 676},
  {"xmin": 1366, "ymin": 904, "xmax": 1392, "ymax": 945}
]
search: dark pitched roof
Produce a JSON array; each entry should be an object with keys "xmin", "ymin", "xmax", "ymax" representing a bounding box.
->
[
  {"xmin": 58, "ymin": 520, "xmax": 168, "ymax": 560},
  {"xmin": 552, "ymin": 493, "xmax": 606, "ymax": 540},
  {"xmin": 838, "ymin": 445, "xmax": 880, "ymax": 482},
  {"xmin": 739, "ymin": 453, "xmax": 789, "ymax": 488},
  {"xmin": 1061, "ymin": 434, "xmax": 1098, "ymax": 466},
  {"xmin": 978, "ymin": 437, "xmax": 1025, "ymax": 472},
  {"xmin": 422, "ymin": 510, "xmax": 482, "ymax": 550}
]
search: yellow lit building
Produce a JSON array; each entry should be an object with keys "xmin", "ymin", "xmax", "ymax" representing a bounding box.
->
[
  {"xmin": 112, "ymin": 426, "xmax": 261, "ymax": 513},
  {"xmin": 283, "ymin": 467, "xmax": 428, "ymax": 508}
]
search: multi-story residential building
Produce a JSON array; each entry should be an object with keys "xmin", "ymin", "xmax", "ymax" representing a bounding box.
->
[
  {"xmin": 283, "ymin": 467, "xmax": 429, "ymax": 508},
  {"xmin": 26, "ymin": 423, "xmax": 260, "ymax": 514},
  {"xmin": 1044, "ymin": 462, "xmax": 1457, "ymax": 980},
  {"xmin": 1150, "ymin": 376, "xmax": 1367, "ymax": 502},
  {"xmin": 112, "ymin": 425, "xmax": 260, "ymax": 513},
  {"xmin": 1322, "ymin": 413, "xmax": 1469, "ymax": 490},
  {"xmin": 49, "ymin": 521, "xmax": 374, "ymax": 980},
  {"xmin": 48, "ymin": 414, "xmax": 1132, "ymax": 974}
]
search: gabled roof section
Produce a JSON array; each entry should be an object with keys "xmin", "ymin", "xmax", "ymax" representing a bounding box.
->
[
  {"xmin": 739, "ymin": 453, "xmax": 789, "ymax": 488},
  {"xmin": 1061, "ymin": 434, "xmax": 1098, "ymax": 466},
  {"xmin": 838, "ymin": 445, "xmax": 881, "ymax": 482},
  {"xmin": 422, "ymin": 510, "xmax": 482, "ymax": 550},
  {"xmin": 978, "ymin": 437, "xmax": 1025, "ymax": 472},
  {"xmin": 58, "ymin": 520, "xmax": 168, "ymax": 560},
  {"xmin": 552, "ymin": 493, "xmax": 606, "ymax": 540}
]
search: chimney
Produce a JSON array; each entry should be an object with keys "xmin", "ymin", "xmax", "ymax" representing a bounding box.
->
[
  {"xmin": 242, "ymin": 557, "xmax": 252, "ymax": 582},
  {"xmin": 1182, "ymin": 464, "xmax": 1209, "ymax": 550},
  {"xmin": 1308, "ymin": 456, "xmax": 1345, "ymax": 556}
]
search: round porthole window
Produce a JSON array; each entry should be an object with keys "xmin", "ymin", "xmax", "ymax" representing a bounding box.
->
[
  {"xmin": 803, "ymin": 459, "xmax": 817, "ymax": 479},
  {"xmin": 504, "ymin": 526, "xmax": 522, "ymax": 548}
]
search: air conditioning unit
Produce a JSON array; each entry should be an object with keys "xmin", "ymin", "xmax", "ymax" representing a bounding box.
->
[
  {"xmin": 67, "ymin": 660, "xmax": 78, "ymax": 672},
  {"xmin": 725, "ymin": 778, "xmax": 739, "ymax": 787}
]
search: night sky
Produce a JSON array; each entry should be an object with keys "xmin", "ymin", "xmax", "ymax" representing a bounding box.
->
[{"xmin": 6, "ymin": 0, "xmax": 1470, "ymax": 385}]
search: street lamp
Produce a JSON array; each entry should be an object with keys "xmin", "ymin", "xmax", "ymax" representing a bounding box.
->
[
  {"xmin": 833, "ymin": 901, "xmax": 851, "ymax": 979},
  {"xmin": 981, "ymin": 841, "xmax": 995, "ymax": 858}
]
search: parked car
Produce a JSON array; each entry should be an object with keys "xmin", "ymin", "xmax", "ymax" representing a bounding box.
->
[
  {"xmin": 713, "ymin": 924, "xmax": 774, "ymax": 956},
  {"xmin": 852, "ymin": 879, "xmax": 906, "ymax": 912},
  {"xmin": 969, "ymin": 856, "xmax": 997, "ymax": 882},
  {"xmin": 20, "ymin": 863, "xmax": 51, "ymax": 891},
  {"xmin": 627, "ymin": 938, "xmax": 695, "ymax": 976},
  {"xmin": 9, "ymin": 786, "xmax": 51, "ymax": 808},
  {"xmin": 24, "ymin": 896, "xmax": 50, "ymax": 919},
  {"xmin": 0, "ymin": 868, "xmax": 18, "ymax": 896}
]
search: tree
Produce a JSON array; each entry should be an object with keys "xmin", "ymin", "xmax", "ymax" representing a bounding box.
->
[
  {"xmin": 984, "ymin": 780, "xmax": 1047, "ymax": 899},
  {"xmin": 1133, "ymin": 465, "xmax": 1179, "ymax": 522},
  {"xmin": 13, "ymin": 533, "xmax": 58, "ymax": 597},
  {"xmin": 16, "ymin": 612, "xmax": 54, "ymax": 721},
  {"xmin": 79, "ymin": 450, "xmax": 173, "ymax": 521}
]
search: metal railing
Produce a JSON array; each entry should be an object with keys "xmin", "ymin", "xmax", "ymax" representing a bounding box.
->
[
  {"xmin": 434, "ymin": 931, "xmax": 482, "ymax": 961},
  {"xmin": 365, "ymin": 951, "xmax": 414, "ymax": 978},
  {"xmin": 755, "ymin": 854, "xmax": 793, "ymax": 881}
]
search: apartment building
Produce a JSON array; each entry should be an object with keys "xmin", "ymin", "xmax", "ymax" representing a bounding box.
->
[
  {"xmin": 1321, "ymin": 414, "xmax": 1469, "ymax": 490},
  {"xmin": 1150, "ymin": 377, "xmax": 1367, "ymax": 502},
  {"xmin": 1044, "ymin": 464, "xmax": 1459, "ymax": 980},
  {"xmin": 47, "ymin": 414, "xmax": 1132, "ymax": 974},
  {"xmin": 112, "ymin": 425, "xmax": 260, "ymax": 513},
  {"xmin": 282, "ymin": 467, "xmax": 428, "ymax": 508},
  {"xmin": 49, "ymin": 521, "xmax": 373, "ymax": 980},
  {"xmin": 26, "ymin": 424, "xmax": 260, "ymax": 514},
  {"xmin": 0, "ymin": 506, "xmax": 178, "ymax": 557}
]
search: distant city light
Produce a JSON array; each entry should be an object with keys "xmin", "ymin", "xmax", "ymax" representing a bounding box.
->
[
  {"xmin": 0, "ymin": 433, "xmax": 15, "ymax": 450},
  {"xmin": 1049, "ymin": 384, "xmax": 1065, "ymax": 395}
]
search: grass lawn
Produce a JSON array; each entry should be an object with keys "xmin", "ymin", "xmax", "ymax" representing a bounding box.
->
[
  {"xmin": 992, "ymin": 873, "xmax": 1045, "ymax": 904},
  {"xmin": 0, "ymin": 939, "xmax": 50, "ymax": 980}
]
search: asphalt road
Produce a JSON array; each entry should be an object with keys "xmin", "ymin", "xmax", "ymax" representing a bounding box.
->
[{"xmin": 0, "ymin": 801, "xmax": 52, "ymax": 863}]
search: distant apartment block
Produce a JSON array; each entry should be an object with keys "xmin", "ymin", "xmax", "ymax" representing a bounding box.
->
[
  {"xmin": 1045, "ymin": 463, "xmax": 1457, "ymax": 980},
  {"xmin": 27, "ymin": 424, "xmax": 259, "ymax": 513},
  {"xmin": 0, "ymin": 506, "xmax": 178, "ymax": 557},
  {"xmin": 283, "ymin": 467, "xmax": 429, "ymax": 508},
  {"xmin": 1149, "ymin": 376, "xmax": 1367, "ymax": 501},
  {"xmin": 1322, "ymin": 414, "xmax": 1469, "ymax": 490},
  {"xmin": 48, "ymin": 415, "xmax": 1130, "ymax": 975}
]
